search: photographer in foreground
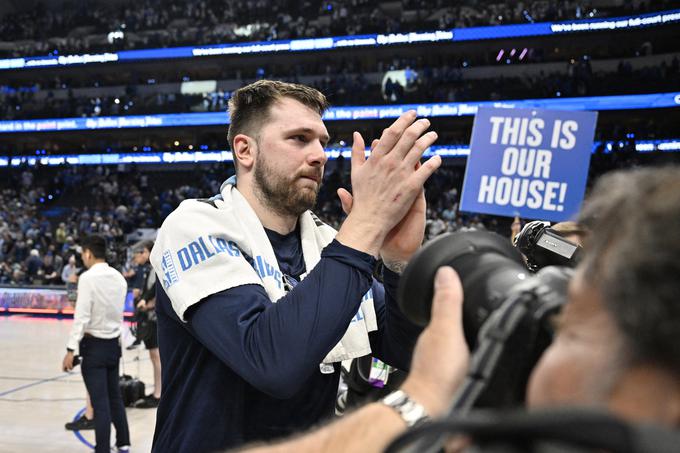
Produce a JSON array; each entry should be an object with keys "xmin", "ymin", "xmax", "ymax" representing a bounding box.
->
[{"xmin": 241, "ymin": 165, "xmax": 680, "ymax": 452}]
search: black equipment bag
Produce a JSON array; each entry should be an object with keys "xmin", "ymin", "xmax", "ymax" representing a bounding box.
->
[
  {"xmin": 119, "ymin": 345, "xmax": 145, "ymax": 407},
  {"xmin": 119, "ymin": 374, "xmax": 145, "ymax": 407}
]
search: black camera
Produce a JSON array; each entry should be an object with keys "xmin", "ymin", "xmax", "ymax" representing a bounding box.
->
[
  {"xmin": 64, "ymin": 247, "xmax": 84, "ymax": 270},
  {"xmin": 398, "ymin": 231, "xmax": 571, "ymax": 410},
  {"xmin": 514, "ymin": 221, "xmax": 582, "ymax": 272}
]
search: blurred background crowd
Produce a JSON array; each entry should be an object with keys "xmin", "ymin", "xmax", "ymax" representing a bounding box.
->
[{"xmin": 0, "ymin": 0, "xmax": 678, "ymax": 286}]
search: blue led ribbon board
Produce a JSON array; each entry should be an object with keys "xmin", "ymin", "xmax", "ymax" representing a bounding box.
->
[
  {"xmin": 2, "ymin": 140, "xmax": 679, "ymax": 168},
  {"xmin": 1, "ymin": 9, "xmax": 678, "ymax": 70},
  {"xmin": 1, "ymin": 92, "xmax": 678, "ymax": 134}
]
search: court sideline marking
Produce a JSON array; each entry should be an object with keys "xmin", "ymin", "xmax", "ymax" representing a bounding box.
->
[{"xmin": 0, "ymin": 356, "xmax": 149, "ymax": 397}]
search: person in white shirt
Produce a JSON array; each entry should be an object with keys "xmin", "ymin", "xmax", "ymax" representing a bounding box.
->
[{"xmin": 61, "ymin": 234, "xmax": 131, "ymax": 453}]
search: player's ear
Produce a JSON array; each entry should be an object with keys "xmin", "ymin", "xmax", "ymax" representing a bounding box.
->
[{"xmin": 232, "ymin": 134, "xmax": 256, "ymax": 171}]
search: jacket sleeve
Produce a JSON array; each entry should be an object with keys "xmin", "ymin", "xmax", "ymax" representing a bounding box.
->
[
  {"xmin": 368, "ymin": 268, "xmax": 424, "ymax": 371},
  {"xmin": 66, "ymin": 273, "xmax": 93, "ymax": 351}
]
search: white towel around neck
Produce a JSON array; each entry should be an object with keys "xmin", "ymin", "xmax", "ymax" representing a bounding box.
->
[{"xmin": 150, "ymin": 177, "xmax": 377, "ymax": 364}]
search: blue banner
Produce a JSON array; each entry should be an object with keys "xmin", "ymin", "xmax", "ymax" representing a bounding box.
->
[
  {"xmin": 1, "ymin": 9, "xmax": 678, "ymax": 71},
  {"xmin": 460, "ymin": 107, "xmax": 597, "ymax": 221},
  {"xmin": 0, "ymin": 91, "xmax": 677, "ymax": 134},
  {"xmin": 6, "ymin": 139, "xmax": 680, "ymax": 168}
]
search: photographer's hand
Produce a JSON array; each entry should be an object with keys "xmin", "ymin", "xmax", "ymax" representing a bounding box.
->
[
  {"xmin": 511, "ymin": 216, "xmax": 522, "ymax": 243},
  {"xmin": 401, "ymin": 266, "xmax": 469, "ymax": 416}
]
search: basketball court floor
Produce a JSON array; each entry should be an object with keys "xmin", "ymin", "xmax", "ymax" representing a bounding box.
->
[{"xmin": 0, "ymin": 315, "xmax": 157, "ymax": 452}]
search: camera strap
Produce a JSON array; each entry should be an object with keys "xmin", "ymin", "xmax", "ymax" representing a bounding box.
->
[
  {"xmin": 386, "ymin": 408, "xmax": 680, "ymax": 453},
  {"xmin": 452, "ymin": 290, "xmax": 538, "ymax": 412}
]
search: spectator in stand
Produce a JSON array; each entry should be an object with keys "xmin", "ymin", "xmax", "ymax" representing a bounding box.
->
[
  {"xmin": 61, "ymin": 255, "xmax": 79, "ymax": 283},
  {"xmin": 55, "ymin": 222, "xmax": 68, "ymax": 247},
  {"xmin": 25, "ymin": 249, "xmax": 43, "ymax": 284},
  {"xmin": 4, "ymin": 52, "xmax": 680, "ymax": 121},
  {"xmin": 44, "ymin": 246, "xmax": 62, "ymax": 283},
  {"xmin": 62, "ymin": 236, "xmax": 77, "ymax": 256}
]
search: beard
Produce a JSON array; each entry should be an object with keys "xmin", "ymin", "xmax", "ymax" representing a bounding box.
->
[{"xmin": 253, "ymin": 151, "xmax": 322, "ymax": 218}]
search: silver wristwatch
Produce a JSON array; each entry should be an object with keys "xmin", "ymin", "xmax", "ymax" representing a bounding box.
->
[{"xmin": 381, "ymin": 390, "xmax": 430, "ymax": 427}]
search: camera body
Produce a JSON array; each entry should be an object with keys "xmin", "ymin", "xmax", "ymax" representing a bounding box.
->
[{"xmin": 514, "ymin": 220, "xmax": 582, "ymax": 272}]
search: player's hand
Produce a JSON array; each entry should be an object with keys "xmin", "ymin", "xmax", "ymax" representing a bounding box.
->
[
  {"xmin": 336, "ymin": 111, "xmax": 440, "ymax": 256},
  {"xmin": 338, "ymin": 184, "xmax": 427, "ymax": 273}
]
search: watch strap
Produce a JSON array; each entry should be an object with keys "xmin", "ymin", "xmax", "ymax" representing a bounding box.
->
[{"xmin": 380, "ymin": 389, "xmax": 430, "ymax": 427}]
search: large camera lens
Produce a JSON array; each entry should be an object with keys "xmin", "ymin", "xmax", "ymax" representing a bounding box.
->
[
  {"xmin": 398, "ymin": 231, "xmax": 528, "ymax": 348},
  {"xmin": 399, "ymin": 231, "xmax": 572, "ymax": 410}
]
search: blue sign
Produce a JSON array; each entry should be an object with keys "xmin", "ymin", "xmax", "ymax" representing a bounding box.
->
[{"xmin": 460, "ymin": 107, "xmax": 597, "ymax": 222}]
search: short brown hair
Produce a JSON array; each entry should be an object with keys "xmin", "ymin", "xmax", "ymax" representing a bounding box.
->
[
  {"xmin": 578, "ymin": 166, "xmax": 680, "ymax": 375},
  {"xmin": 132, "ymin": 239, "xmax": 154, "ymax": 254},
  {"xmin": 551, "ymin": 221, "xmax": 589, "ymax": 243},
  {"xmin": 227, "ymin": 80, "xmax": 329, "ymax": 171}
]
